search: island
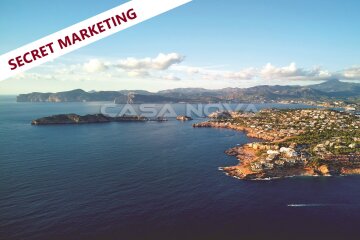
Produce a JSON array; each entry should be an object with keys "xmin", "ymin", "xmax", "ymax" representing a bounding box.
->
[
  {"xmin": 193, "ymin": 109, "xmax": 360, "ymax": 180},
  {"xmin": 176, "ymin": 115, "xmax": 193, "ymax": 121},
  {"xmin": 32, "ymin": 114, "xmax": 149, "ymax": 125}
]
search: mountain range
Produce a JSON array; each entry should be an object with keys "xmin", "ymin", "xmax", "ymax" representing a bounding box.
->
[{"xmin": 16, "ymin": 80, "xmax": 360, "ymax": 103}]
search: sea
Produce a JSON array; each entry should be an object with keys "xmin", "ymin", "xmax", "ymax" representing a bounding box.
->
[{"xmin": 1, "ymin": 96, "xmax": 360, "ymax": 240}]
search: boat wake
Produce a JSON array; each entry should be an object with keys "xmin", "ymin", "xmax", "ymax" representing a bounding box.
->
[
  {"xmin": 287, "ymin": 204, "xmax": 328, "ymax": 207},
  {"xmin": 287, "ymin": 203, "xmax": 351, "ymax": 207}
]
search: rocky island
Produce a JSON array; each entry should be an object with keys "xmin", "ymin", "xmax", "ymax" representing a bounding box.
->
[
  {"xmin": 176, "ymin": 115, "xmax": 193, "ymax": 121},
  {"xmin": 194, "ymin": 109, "xmax": 360, "ymax": 180},
  {"xmin": 32, "ymin": 114, "xmax": 149, "ymax": 125}
]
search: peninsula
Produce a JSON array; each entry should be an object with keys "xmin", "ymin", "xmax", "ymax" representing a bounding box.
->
[{"xmin": 194, "ymin": 109, "xmax": 360, "ymax": 180}]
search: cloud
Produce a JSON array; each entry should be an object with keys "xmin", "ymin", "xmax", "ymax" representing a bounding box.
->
[
  {"xmin": 116, "ymin": 53, "xmax": 184, "ymax": 71},
  {"xmin": 172, "ymin": 63, "xmax": 360, "ymax": 82},
  {"xmin": 29, "ymin": 54, "xmax": 185, "ymax": 82},
  {"xmin": 83, "ymin": 59, "xmax": 108, "ymax": 73},
  {"xmin": 162, "ymin": 74, "xmax": 181, "ymax": 81},
  {"xmin": 222, "ymin": 68, "xmax": 257, "ymax": 80},
  {"xmin": 341, "ymin": 66, "xmax": 360, "ymax": 80},
  {"xmin": 62, "ymin": 55, "xmax": 356, "ymax": 83},
  {"xmin": 13, "ymin": 72, "xmax": 55, "ymax": 80},
  {"xmin": 15, "ymin": 53, "xmax": 360, "ymax": 87},
  {"xmin": 172, "ymin": 65, "xmax": 256, "ymax": 81},
  {"xmin": 260, "ymin": 62, "xmax": 334, "ymax": 81},
  {"xmin": 127, "ymin": 70, "xmax": 150, "ymax": 78},
  {"xmin": 184, "ymin": 66, "xmax": 201, "ymax": 74}
]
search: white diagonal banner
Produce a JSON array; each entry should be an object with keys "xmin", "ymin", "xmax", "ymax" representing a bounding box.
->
[{"xmin": 0, "ymin": 0, "xmax": 192, "ymax": 81}]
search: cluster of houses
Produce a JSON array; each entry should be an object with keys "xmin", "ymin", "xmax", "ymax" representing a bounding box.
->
[
  {"xmin": 207, "ymin": 109, "xmax": 359, "ymax": 173},
  {"xmin": 229, "ymin": 109, "xmax": 360, "ymax": 142},
  {"xmin": 247, "ymin": 143, "xmax": 309, "ymax": 172},
  {"xmin": 313, "ymin": 137, "xmax": 360, "ymax": 156},
  {"xmin": 277, "ymin": 100, "xmax": 359, "ymax": 112}
]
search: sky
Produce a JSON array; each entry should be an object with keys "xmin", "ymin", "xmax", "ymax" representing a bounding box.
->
[{"xmin": 0, "ymin": 0, "xmax": 360, "ymax": 94}]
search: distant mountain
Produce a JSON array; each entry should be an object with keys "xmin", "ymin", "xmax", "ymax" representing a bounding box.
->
[
  {"xmin": 158, "ymin": 88, "xmax": 210, "ymax": 94},
  {"xmin": 309, "ymin": 79, "xmax": 360, "ymax": 96},
  {"xmin": 114, "ymin": 94, "xmax": 179, "ymax": 104},
  {"xmin": 16, "ymin": 80, "xmax": 360, "ymax": 103},
  {"xmin": 17, "ymin": 89, "xmax": 124, "ymax": 102},
  {"xmin": 118, "ymin": 90, "xmax": 154, "ymax": 95}
]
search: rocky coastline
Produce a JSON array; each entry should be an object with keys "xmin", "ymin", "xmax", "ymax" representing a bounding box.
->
[
  {"xmin": 192, "ymin": 121, "xmax": 276, "ymax": 141},
  {"xmin": 193, "ymin": 109, "xmax": 360, "ymax": 180},
  {"xmin": 221, "ymin": 145, "xmax": 322, "ymax": 180}
]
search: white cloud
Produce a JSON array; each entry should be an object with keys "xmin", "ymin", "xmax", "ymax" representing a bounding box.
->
[
  {"xmin": 222, "ymin": 68, "xmax": 257, "ymax": 80},
  {"xmin": 341, "ymin": 66, "xmax": 360, "ymax": 80},
  {"xmin": 185, "ymin": 66, "xmax": 201, "ymax": 74},
  {"xmin": 11, "ymin": 53, "xmax": 360, "ymax": 89},
  {"xmin": 127, "ymin": 70, "xmax": 150, "ymax": 78},
  {"xmin": 116, "ymin": 53, "xmax": 184, "ymax": 71},
  {"xmin": 172, "ymin": 65, "xmax": 256, "ymax": 81},
  {"xmin": 162, "ymin": 74, "xmax": 181, "ymax": 81},
  {"xmin": 13, "ymin": 72, "xmax": 55, "ymax": 80},
  {"xmin": 172, "ymin": 62, "xmax": 359, "ymax": 82},
  {"xmin": 83, "ymin": 59, "xmax": 108, "ymax": 73},
  {"xmin": 260, "ymin": 62, "xmax": 334, "ymax": 81}
]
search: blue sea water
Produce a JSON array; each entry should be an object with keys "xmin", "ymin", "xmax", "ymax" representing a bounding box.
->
[{"xmin": 1, "ymin": 96, "xmax": 360, "ymax": 240}]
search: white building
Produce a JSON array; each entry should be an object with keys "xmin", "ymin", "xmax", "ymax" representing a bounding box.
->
[{"xmin": 280, "ymin": 147, "xmax": 298, "ymax": 158}]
